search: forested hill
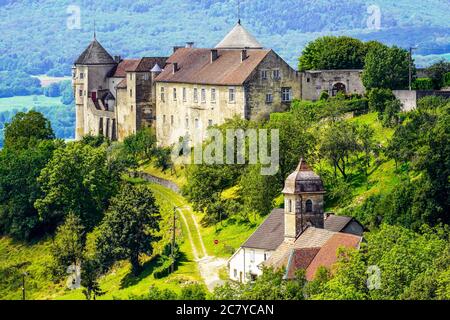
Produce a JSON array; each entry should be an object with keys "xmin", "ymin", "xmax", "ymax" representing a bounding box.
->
[{"xmin": 1, "ymin": 0, "xmax": 449, "ymax": 76}]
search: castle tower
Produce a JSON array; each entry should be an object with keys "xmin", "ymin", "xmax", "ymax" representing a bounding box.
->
[
  {"xmin": 73, "ymin": 36, "xmax": 117, "ymax": 140},
  {"xmin": 282, "ymin": 158, "xmax": 326, "ymax": 242}
]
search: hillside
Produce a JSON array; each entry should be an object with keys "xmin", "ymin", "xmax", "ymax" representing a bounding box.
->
[{"xmin": 0, "ymin": 0, "xmax": 449, "ymax": 77}]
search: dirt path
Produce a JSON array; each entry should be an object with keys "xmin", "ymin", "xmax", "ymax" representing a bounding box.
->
[{"xmin": 149, "ymin": 183, "xmax": 227, "ymax": 291}]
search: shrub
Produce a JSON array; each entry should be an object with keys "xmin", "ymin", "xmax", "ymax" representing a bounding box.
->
[
  {"xmin": 319, "ymin": 90, "xmax": 329, "ymax": 101},
  {"xmin": 367, "ymin": 88, "xmax": 395, "ymax": 113},
  {"xmin": 412, "ymin": 78, "xmax": 433, "ymax": 90}
]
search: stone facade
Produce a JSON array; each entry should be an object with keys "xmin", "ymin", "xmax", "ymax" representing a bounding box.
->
[
  {"xmin": 393, "ymin": 89, "xmax": 450, "ymax": 111},
  {"xmin": 73, "ymin": 37, "xmax": 167, "ymax": 141},
  {"xmin": 156, "ymin": 50, "xmax": 300, "ymax": 147},
  {"xmin": 300, "ymin": 69, "xmax": 365, "ymax": 101}
]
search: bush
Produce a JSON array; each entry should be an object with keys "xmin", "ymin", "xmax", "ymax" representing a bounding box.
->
[
  {"xmin": 367, "ymin": 88, "xmax": 395, "ymax": 113},
  {"xmin": 319, "ymin": 91, "xmax": 329, "ymax": 101},
  {"xmin": 443, "ymin": 72, "xmax": 450, "ymax": 87},
  {"xmin": 412, "ymin": 78, "xmax": 433, "ymax": 90}
]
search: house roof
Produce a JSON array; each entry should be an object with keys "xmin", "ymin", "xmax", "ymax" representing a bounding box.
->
[
  {"xmin": 215, "ymin": 21, "xmax": 263, "ymax": 49},
  {"xmin": 242, "ymin": 209, "xmax": 284, "ymax": 250},
  {"xmin": 324, "ymin": 215, "xmax": 353, "ymax": 233},
  {"xmin": 111, "ymin": 59, "xmax": 140, "ymax": 77},
  {"xmin": 75, "ymin": 38, "xmax": 116, "ymax": 65},
  {"xmin": 264, "ymin": 227, "xmax": 336, "ymax": 268},
  {"xmin": 111, "ymin": 57, "xmax": 168, "ymax": 78},
  {"xmin": 285, "ymin": 247, "xmax": 321, "ymax": 279},
  {"xmin": 116, "ymin": 78, "xmax": 127, "ymax": 89},
  {"xmin": 305, "ymin": 233, "xmax": 362, "ymax": 281},
  {"xmin": 155, "ymin": 48, "xmax": 270, "ymax": 86},
  {"xmin": 133, "ymin": 57, "xmax": 168, "ymax": 72},
  {"xmin": 282, "ymin": 158, "xmax": 325, "ymax": 194}
]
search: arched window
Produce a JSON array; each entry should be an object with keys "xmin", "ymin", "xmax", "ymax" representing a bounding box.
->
[{"xmin": 306, "ymin": 199, "xmax": 313, "ymax": 213}]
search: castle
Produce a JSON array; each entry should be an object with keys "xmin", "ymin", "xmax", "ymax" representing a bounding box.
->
[{"xmin": 73, "ymin": 21, "xmax": 365, "ymax": 145}]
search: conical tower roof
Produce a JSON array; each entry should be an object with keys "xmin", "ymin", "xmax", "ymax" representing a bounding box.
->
[
  {"xmin": 75, "ymin": 38, "xmax": 116, "ymax": 65},
  {"xmin": 215, "ymin": 21, "xmax": 263, "ymax": 49},
  {"xmin": 282, "ymin": 158, "xmax": 325, "ymax": 194}
]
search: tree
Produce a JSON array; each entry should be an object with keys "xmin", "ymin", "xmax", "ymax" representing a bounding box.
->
[
  {"xmin": 81, "ymin": 258, "xmax": 104, "ymax": 300},
  {"xmin": 381, "ymin": 99, "xmax": 401, "ymax": 128},
  {"xmin": 123, "ymin": 128, "xmax": 157, "ymax": 160},
  {"xmin": 425, "ymin": 61, "xmax": 450, "ymax": 89},
  {"xmin": 362, "ymin": 44, "xmax": 410, "ymax": 90},
  {"xmin": 0, "ymin": 139, "xmax": 59, "ymax": 240},
  {"xmin": 35, "ymin": 142, "xmax": 122, "ymax": 230},
  {"xmin": 298, "ymin": 36, "xmax": 367, "ymax": 71},
  {"xmin": 357, "ymin": 124, "xmax": 376, "ymax": 185},
  {"xmin": 367, "ymin": 88, "xmax": 396, "ymax": 114},
  {"xmin": 95, "ymin": 183, "xmax": 161, "ymax": 275},
  {"xmin": 318, "ymin": 121, "xmax": 359, "ymax": 180},
  {"xmin": 50, "ymin": 212, "xmax": 85, "ymax": 278},
  {"xmin": 4, "ymin": 110, "xmax": 54, "ymax": 150}
]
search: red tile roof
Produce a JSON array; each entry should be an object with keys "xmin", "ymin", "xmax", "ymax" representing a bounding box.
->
[
  {"xmin": 112, "ymin": 59, "xmax": 140, "ymax": 77},
  {"xmin": 305, "ymin": 233, "xmax": 362, "ymax": 281},
  {"xmin": 285, "ymin": 247, "xmax": 320, "ymax": 279},
  {"xmin": 155, "ymin": 48, "xmax": 270, "ymax": 86}
]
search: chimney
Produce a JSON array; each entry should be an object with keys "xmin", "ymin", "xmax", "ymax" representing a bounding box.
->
[
  {"xmin": 185, "ymin": 42, "xmax": 195, "ymax": 48},
  {"xmin": 211, "ymin": 49, "xmax": 219, "ymax": 63},
  {"xmin": 114, "ymin": 55, "xmax": 122, "ymax": 63},
  {"xmin": 172, "ymin": 63, "xmax": 178, "ymax": 74},
  {"xmin": 241, "ymin": 49, "xmax": 248, "ymax": 62}
]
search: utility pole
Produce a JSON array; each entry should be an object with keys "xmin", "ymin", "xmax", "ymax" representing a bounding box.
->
[
  {"xmin": 409, "ymin": 46, "xmax": 417, "ymax": 91},
  {"xmin": 171, "ymin": 207, "xmax": 177, "ymax": 273},
  {"xmin": 22, "ymin": 272, "xmax": 27, "ymax": 300}
]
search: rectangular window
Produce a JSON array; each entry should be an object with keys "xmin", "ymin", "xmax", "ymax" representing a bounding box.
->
[
  {"xmin": 185, "ymin": 117, "xmax": 189, "ymax": 129},
  {"xmin": 173, "ymin": 88, "xmax": 177, "ymax": 101},
  {"xmin": 233, "ymin": 269, "xmax": 237, "ymax": 278},
  {"xmin": 261, "ymin": 70, "xmax": 268, "ymax": 80},
  {"xmin": 281, "ymin": 87, "xmax": 292, "ymax": 102},
  {"xmin": 250, "ymin": 250, "xmax": 255, "ymax": 263},
  {"xmin": 144, "ymin": 73, "xmax": 149, "ymax": 81},
  {"xmin": 266, "ymin": 92, "xmax": 273, "ymax": 104},
  {"xmin": 208, "ymin": 119, "xmax": 213, "ymax": 127},
  {"xmin": 183, "ymin": 88, "xmax": 187, "ymax": 101},
  {"xmin": 171, "ymin": 115, "xmax": 174, "ymax": 125},
  {"xmin": 161, "ymin": 87, "xmax": 165, "ymax": 102},
  {"xmin": 273, "ymin": 69, "xmax": 280, "ymax": 80},
  {"xmin": 211, "ymin": 88, "xmax": 216, "ymax": 102},
  {"xmin": 79, "ymin": 90, "xmax": 83, "ymax": 97},
  {"xmin": 163, "ymin": 115, "xmax": 166, "ymax": 123},
  {"xmin": 130, "ymin": 89, "xmax": 132, "ymax": 98},
  {"xmin": 193, "ymin": 88, "xmax": 198, "ymax": 103},
  {"xmin": 195, "ymin": 118, "xmax": 199, "ymax": 129},
  {"xmin": 228, "ymin": 87, "xmax": 235, "ymax": 103},
  {"xmin": 129, "ymin": 73, "xmax": 133, "ymax": 80},
  {"xmin": 79, "ymin": 73, "xmax": 84, "ymax": 80},
  {"xmin": 288, "ymin": 199, "xmax": 292, "ymax": 212},
  {"xmin": 264, "ymin": 253, "xmax": 268, "ymax": 261},
  {"xmin": 201, "ymin": 88, "xmax": 206, "ymax": 103}
]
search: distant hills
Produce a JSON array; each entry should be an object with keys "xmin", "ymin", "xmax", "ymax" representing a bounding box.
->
[{"xmin": 0, "ymin": 0, "xmax": 449, "ymax": 76}]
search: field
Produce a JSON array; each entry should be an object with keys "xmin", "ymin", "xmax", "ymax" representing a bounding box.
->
[{"xmin": 0, "ymin": 95, "xmax": 64, "ymax": 111}]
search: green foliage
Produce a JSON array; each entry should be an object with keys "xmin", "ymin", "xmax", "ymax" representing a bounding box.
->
[
  {"xmin": 81, "ymin": 258, "xmax": 105, "ymax": 300},
  {"xmin": 50, "ymin": 212, "xmax": 85, "ymax": 278},
  {"xmin": 95, "ymin": 183, "xmax": 161, "ymax": 275},
  {"xmin": 362, "ymin": 44, "xmax": 410, "ymax": 90},
  {"xmin": 0, "ymin": 139, "xmax": 59, "ymax": 240},
  {"xmin": 298, "ymin": 36, "xmax": 367, "ymax": 71},
  {"xmin": 180, "ymin": 283, "xmax": 207, "ymax": 300},
  {"xmin": 306, "ymin": 224, "xmax": 450, "ymax": 300},
  {"xmin": 319, "ymin": 90, "xmax": 329, "ymax": 101},
  {"xmin": 4, "ymin": 110, "xmax": 55, "ymax": 150},
  {"xmin": 154, "ymin": 147, "xmax": 173, "ymax": 172},
  {"xmin": 444, "ymin": 72, "xmax": 450, "ymax": 87},
  {"xmin": 367, "ymin": 88, "xmax": 396, "ymax": 113},
  {"xmin": 123, "ymin": 128, "xmax": 157, "ymax": 161},
  {"xmin": 425, "ymin": 61, "xmax": 450, "ymax": 89},
  {"xmin": 0, "ymin": 71, "xmax": 41, "ymax": 97},
  {"xmin": 412, "ymin": 77, "xmax": 433, "ymax": 90},
  {"xmin": 35, "ymin": 141, "xmax": 123, "ymax": 230},
  {"xmin": 214, "ymin": 267, "xmax": 306, "ymax": 300},
  {"xmin": 381, "ymin": 99, "xmax": 401, "ymax": 128}
]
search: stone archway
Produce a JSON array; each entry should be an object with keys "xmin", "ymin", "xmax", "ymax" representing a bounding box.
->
[{"xmin": 332, "ymin": 82, "xmax": 346, "ymax": 96}]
